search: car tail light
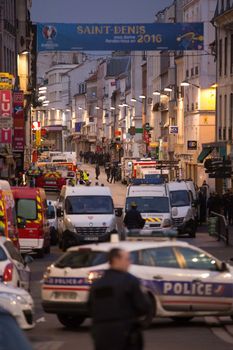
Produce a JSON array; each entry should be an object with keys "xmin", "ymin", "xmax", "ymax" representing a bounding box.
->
[{"xmin": 3, "ymin": 263, "xmax": 14, "ymax": 282}]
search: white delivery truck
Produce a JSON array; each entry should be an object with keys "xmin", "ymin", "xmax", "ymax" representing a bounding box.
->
[
  {"xmin": 124, "ymin": 178, "xmax": 172, "ymax": 236},
  {"xmin": 168, "ymin": 181, "xmax": 197, "ymax": 238},
  {"xmin": 57, "ymin": 186, "xmax": 120, "ymax": 250}
]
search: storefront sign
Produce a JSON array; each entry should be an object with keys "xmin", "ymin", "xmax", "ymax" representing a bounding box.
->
[
  {"xmin": 12, "ymin": 91, "xmax": 25, "ymax": 151},
  {"xmin": 0, "ymin": 73, "xmax": 14, "ymax": 90},
  {"xmin": 187, "ymin": 140, "xmax": 197, "ymax": 150},
  {"xmin": 0, "ymin": 128, "xmax": 12, "ymax": 143},
  {"xmin": 37, "ymin": 22, "xmax": 204, "ymax": 51}
]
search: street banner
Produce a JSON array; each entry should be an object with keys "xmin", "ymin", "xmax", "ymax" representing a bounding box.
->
[
  {"xmin": 37, "ymin": 22, "xmax": 204, "ymax": 52},
  {"xmin": 12, "ymin": 91, "xmax": 25, "ymax": 152}
]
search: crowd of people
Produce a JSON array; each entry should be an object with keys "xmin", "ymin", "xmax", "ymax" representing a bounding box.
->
[{"xmin": 79, "ymin": 151, "xmax": 111, "ymax": 166}]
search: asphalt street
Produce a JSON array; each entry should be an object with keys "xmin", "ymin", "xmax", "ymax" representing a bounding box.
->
[{"xmin": 25, "ymin": 164, "xmax": 233, "ymax": 350}]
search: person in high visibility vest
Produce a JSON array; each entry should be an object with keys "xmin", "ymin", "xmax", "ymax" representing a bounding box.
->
[{"xmin": 83, "ymin": 170, "xmax": 89, "ymax": 182}]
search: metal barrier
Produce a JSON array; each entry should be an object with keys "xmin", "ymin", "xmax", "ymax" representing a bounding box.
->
[{"xmin": 209, "ymin": 212, "xmax": 229, "ymax": 245}]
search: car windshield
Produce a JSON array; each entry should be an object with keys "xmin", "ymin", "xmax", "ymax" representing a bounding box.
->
[
  {"xmin": 170, "ymin": 190, "xmax": 190, "ymax": 207},
  {"xmin": 65, "ymin": 196, "xmax": 114, "ymax": 215},
  {"xmin": 17, "ymin": 199, "xmax": 37, "ymax": 220},
  {"xmin": 55, "ymin": 250, "xmax": 108, "ymax": 268},
  {"xmin": 126, "ymin": 197, "xmax": 170, "ymax": 213}
]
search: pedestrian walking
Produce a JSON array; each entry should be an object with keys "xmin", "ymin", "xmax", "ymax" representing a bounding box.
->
[
  {"xmin": 88, "ymin": 248, "xmax": 149, "ymax": 350},
  {"xmin": 95, "ymin": 163, "xmax": 100, "ymax": 180},
  {"xmin": 105, "ymin": 163, "xmax": 111, "ymax": 182},
  {"xmin": 110, "ymin": 164, "xmax": 117, "ymax": 183}
]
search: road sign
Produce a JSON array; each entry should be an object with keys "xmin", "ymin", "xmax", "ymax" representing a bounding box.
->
[
  {"xmin": 169, "ymin": 126, "xmax": 178, "ymax": 134},
  {"xmin": 187, "ymin": 140, "xmax": 197, "ymax": 150}
]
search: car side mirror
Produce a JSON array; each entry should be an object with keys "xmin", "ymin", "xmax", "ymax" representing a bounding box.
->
[
  {"xmin": 17, "ymin": 217, "xmax": 26, "ymax": 229},
  {"xmin": 57, "ymin": 208, "xmax": 63, "ymax": 218},
  {"xmin": 115, "ymin": 208, "xmax": 123, "ymax": 217},
  {"xmin": 220, "ymin": 261, "xmax": 229, "ymax": 272},
  {"xmin": 24, "ymin": 254, "xmax": 34, "ymax": 266}
]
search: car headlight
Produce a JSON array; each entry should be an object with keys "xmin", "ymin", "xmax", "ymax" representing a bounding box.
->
[
  {"xmin": 65, "ymin": 218, "xmax": 76, "ymax": 233},
  {"xmin": 163, "ymin": 219, "xmax": 172, "ymax": 228},
  {"xmin": 184, "ymin": 208, "xmax": 194, "ymax": 222},
  {"xmin": 0, "ymin": 292, "xmax": 28, "ymax": 305}
]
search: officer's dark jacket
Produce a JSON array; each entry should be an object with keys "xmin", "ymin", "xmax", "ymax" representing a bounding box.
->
[
  {"xmin": 0, "ymin": 309, "xmax": 33, "ymax": 350},
  {"xmin": 123, "ymin": 208, "xmax": 145, "ymax": 229},
  {"xmin": 88, "ymin": 269, "xmax": 149, "ymax": 324}
]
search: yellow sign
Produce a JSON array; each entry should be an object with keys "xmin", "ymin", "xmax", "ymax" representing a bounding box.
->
[
  {"xmin": 0, "ymin": 73, "xmax": 14, "ymax": 90},
  {"xmin": 36, "ymin": 130, "xmax": 41, "ymax": 147},
  {"xmin": 149, "ymin": 142, "xmax": 159, "ymax": 148}
]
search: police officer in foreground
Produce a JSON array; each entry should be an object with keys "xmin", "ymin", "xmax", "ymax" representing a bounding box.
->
[
  {"xmin": 88, "ymin": 248, "xmax": 150, "ymax": 350},
  {"xmin": 124, "ymin": 202, "xmax": 145, "ymax": 230}
]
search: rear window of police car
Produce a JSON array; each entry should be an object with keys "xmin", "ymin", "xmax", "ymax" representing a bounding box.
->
[{"xmin": 55, "ymin": 249, "xmax": 108, "ymax": 268}]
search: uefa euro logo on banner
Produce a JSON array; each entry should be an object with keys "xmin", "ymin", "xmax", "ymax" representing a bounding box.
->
[{"xmin": 42, "ymin": 25, "xmax": 57, "ymax": 40}]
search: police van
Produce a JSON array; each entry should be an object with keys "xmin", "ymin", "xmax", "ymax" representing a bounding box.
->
[
  {"xmin": 42, "ymin": 240, "xmax": 233, "ymax": 328},
  {"xmin": 57, "ymin": 186, "xmax": 119, "ymax": 250},
  {"xmin": 168, "ymin": 181, "xmax": 197, "ymax": 238},
  {"xmin": 124, "ymin": 178, "xmax": 172, "ymax": 235}
]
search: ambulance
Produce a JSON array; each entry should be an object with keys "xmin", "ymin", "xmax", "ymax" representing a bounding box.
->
[
  {"xmin": 124, "ymin": 178, "xmax": 172, "ymax": 235},
  {"xmin": 0, "ymin": 180, "xmax": 19, "ymax": 248}
]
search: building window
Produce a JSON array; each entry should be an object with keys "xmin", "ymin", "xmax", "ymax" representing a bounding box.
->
[
  {"xmin": 195, "ymin": 66, "xmax": 199, "ymax": 75},
  {"xmin": 219, "ymin": 94, "xmax": 222, "ymax": 127},
  {"xmin": 223, "ymin": 127, "xmax": 226, "ymax": 140},
  {"xmin": 228, "ymin": 128, "xmax": 232, "ymax": 140},
  {"xmin": 191, "ymin": 103, "xmax": 194, "ymax": 111},
  {"xmin": 186, "ymin": 69, "xmax": 189, "ymax": 78},
  {"xmin": 224, "ymin": 94, "xmax": 227, "ymax": 128},
  {"xmin": 191, "ymin": 68, "xmax": 194, "ymax": 76},
  {"xmin": 219, "ymin": 128, "xmax": 222, "ymax": 140},
  {"xmin": 231, "ymin": 34, "xmax": 233, "ymax": 74},
  {"xmin": 230, "ymin": 93, "xmax": 233, "ymax": 132},
  {"xmin": 224, "ymin": 36, "xmax": 228, "ymax": 75},
  {"xmin": 195, "ymin": 102, "xmax": 198, "ymax": 110},
  {"xmin": 219, "ymin": 39, "xmax": 222, "ymax": 76}
]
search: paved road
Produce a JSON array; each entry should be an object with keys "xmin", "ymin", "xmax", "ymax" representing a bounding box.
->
[{"xmin": 25, "ymin": 165, "xmax": 233, "ymax": 349}]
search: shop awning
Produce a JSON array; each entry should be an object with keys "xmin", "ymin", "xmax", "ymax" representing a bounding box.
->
[{"xmin": 197, "ymin": 147, "xmax": 213, "ymax": 163}]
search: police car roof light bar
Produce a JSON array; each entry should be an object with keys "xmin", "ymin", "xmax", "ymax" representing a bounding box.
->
[{"xmin": 130, "ymin": 178, "xmax": 164, "ymax": 185}]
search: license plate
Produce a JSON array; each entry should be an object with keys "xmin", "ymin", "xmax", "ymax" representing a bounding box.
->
[
  {"xmin": 46, "ymin": 181, "xmax": 56, "ymax": 185},
  {"xmin": 84, "ymin": 237, "xmax": 98, "ymax": 241},
  {"xmin": 53, "ymin": 291, "xmax": 77, "ymax": 300}
]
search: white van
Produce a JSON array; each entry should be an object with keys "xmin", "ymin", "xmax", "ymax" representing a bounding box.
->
[
  {"xmin": 57, "ymin": 186, "xmax": 119, "ymax": 250},
  {"xmin": 124, "ymin": 179, "xmax": 172, "ymax": 235},
  {"xmin": 168, "ymin": 181, "xmax": 197, "ymax": 238}
]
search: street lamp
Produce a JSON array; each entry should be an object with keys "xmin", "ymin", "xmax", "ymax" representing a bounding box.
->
[
  {"xmin": 181, "ymin": 80, "xmax": 200, "ymax": 88},
  {"xmin": 139, "ymin": 95, "xmax": 146, "ymax": 99},
  {"xmin": 95, "ymin": 106, "xmax": 100, "ymax": 110},
  {"xmin": 153, "ymin": 91, "xmax": 161, "ymax": 96},
  {"xmin": 164, "ymin": 87, "xmax": 173, "ymax": 92},
  {"xmin": 131, "ymin": 98, "xmax": 137, "ymax": 102}
]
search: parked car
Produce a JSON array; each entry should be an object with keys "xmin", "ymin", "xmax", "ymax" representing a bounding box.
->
[
  {"xmin": 0, "ymin": 283, "xmax": 34, "ymax": 330},
  {"xmin": 0, "ymin": 236, "xmax": 32, "ymax": 291}
]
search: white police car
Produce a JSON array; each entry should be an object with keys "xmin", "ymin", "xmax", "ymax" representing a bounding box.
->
[
  {"xmin": 0, "ymin": 237, "xmax": 32, "ymax": 291},
  {"xmin": 0, "ymin": 283, "xmax": 34, "ymax": 330},
  {"xmin": 42, "ymin": 240, "xmax": 233, "ymax": 328}
]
